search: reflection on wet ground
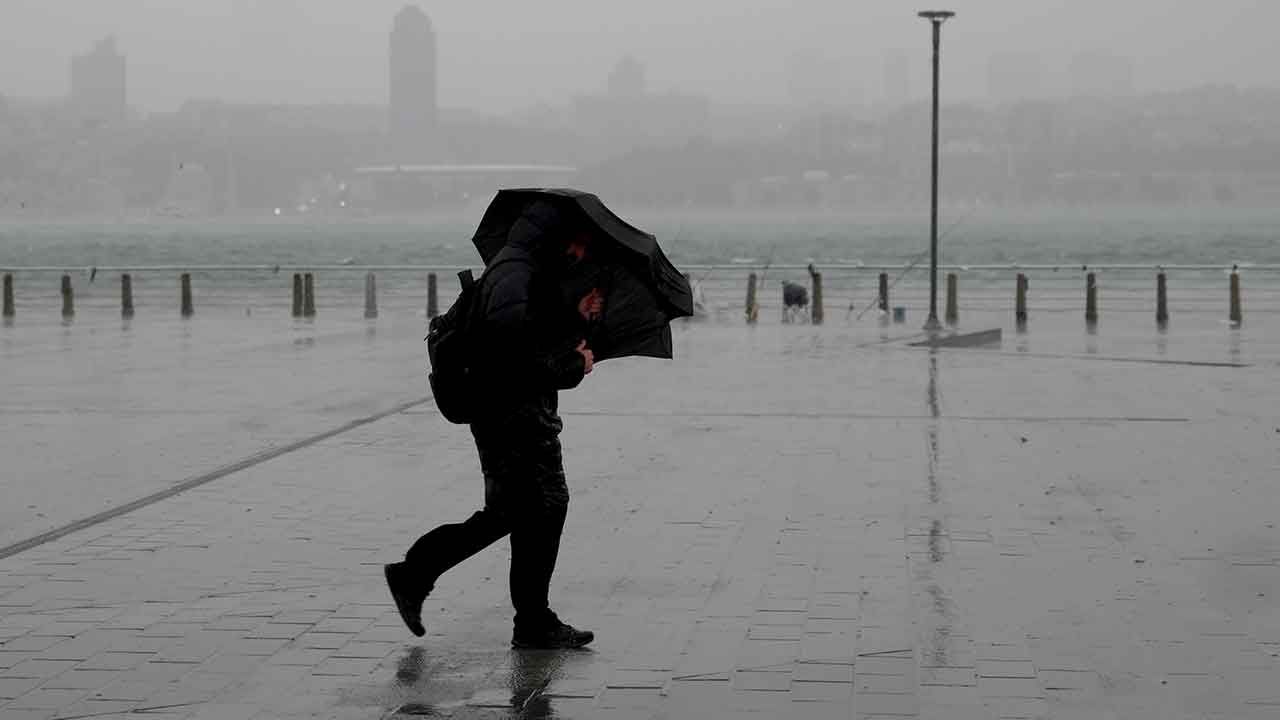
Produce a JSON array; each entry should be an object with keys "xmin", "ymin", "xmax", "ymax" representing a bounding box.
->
[
  {"xmin": 380, "ymin": 646, "xmax": 589, "ymax": 718},
  {"xmin": 912, "ymin": 349, "xmax": 959, "ymax": 677}
]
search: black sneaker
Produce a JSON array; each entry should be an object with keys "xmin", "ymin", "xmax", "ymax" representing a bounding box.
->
[
  {"xmin": 384, "ymin": 562, "xmax": 430, "ymax": 637},
  {"xmin": 511, "ymin": 622, "xmax": 595, "ymax": 649}
]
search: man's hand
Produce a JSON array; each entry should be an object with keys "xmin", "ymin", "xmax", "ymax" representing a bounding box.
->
[
  {"xmin": 575, "ymin": 340, "xmax": 595, "ymax": 375},
  {"xmin": 577, "ymin": 288, "xmax": 604, "ymax": 322}
]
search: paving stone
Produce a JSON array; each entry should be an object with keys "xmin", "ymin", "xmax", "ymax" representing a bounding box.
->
[
  {"xmin": 6, "ymin": 688, "xmax": 92, "ymax": 710},
  {"xmin": 794, "ymin": 663, "xmax": 854, "ymax": 683},
  {"xmin": 329, "ymin": 641, "xmax": 398, "ymax": 660},
  {"xmin": 595, "ymin": 687, "xmax": 665, "ymax": 709},
  {"xmin": 263, "ymin": 648, "xmax": 331, "ymax": 667},
  {"xmin": 792, "ymin": 680, "xmax": 854, "ymax": 703},
  {"xmin": 0, "ymin": 709, "xmax": 60, "ymax": 720},
  {"xmin": 27, "ymin": 623, "xmax": 96, "ymax": 639},
  {"xmin": 856, "ymin": 673, "xmax": 914, "ymax": 693},
  {"xmin": 310, "ymin": 617, "xmax": 373, "ymax": 634},
  {"xmin": 854, "ymin": 691, "xmax": 918, "ymax": 716},
  {"xmin": 0, "ymin": 651, "xmax": 32, "ymax": 670},
  {"xmin": 311, "ymin": 656, "xmax": 382, "ymax": 677},
  {"xmin": 920, "ymin": 667, "xmax": 977, "ymax": 687},
  {"xmin": 733, "ymin": 670, "xmax": 791, "ymax": 691},
  {"xmin": 976, "ymin": 660, "xmax": 1037, "ymax": 679},
  {"xmin": 40, "ymin": 670, "xmax": 122, "ymax": 691},
  {"xmin": 3, "ymin": 636, "xmax": 67, "ymax": 653},
  {"xmin": 185, "ymin": 702, "xmax": 262, "ymax": 720},
  {"xmin": 242, "ymin": 624, "xmax": 307, "ymax": 641},
  {"xmin": 607, "ymin": 669, "xmax": 668, "ymax": 689},
  {"xmin": 6, "ymin": 660, "xmax": 79, "ymax": 680},
  {"xmin": 0, "ymin": 676, "xmax": 45, "ymax": 700},
  {"xmin": 48, "ymin": 697, "xmax": 139, "ymax": 719},
  {"xmin": 983, "ymin": 696, "xmax": 1050, "ymax": 719},
  {"xmin": 856, "ymin": 656, "xmax": 916, "ymax": 676},
  {"xmin": 978, "ymin": 676, "xmax": 1044, "ymax": 699}
]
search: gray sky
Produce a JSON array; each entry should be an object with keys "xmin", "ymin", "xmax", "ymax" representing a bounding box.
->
[{"xmin": 3, "ymin": 1, "xmax": 1278, "ymax": 112}]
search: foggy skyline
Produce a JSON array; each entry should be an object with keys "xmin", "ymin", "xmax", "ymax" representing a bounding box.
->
[{"xmin": 3, "ymin": 1, "xmax": 1280, "ymax": 113}]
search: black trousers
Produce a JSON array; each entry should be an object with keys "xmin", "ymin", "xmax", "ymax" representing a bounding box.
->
[{"xmin": 405, "ymin": 420, "xmax": 569, "ymax": 631}]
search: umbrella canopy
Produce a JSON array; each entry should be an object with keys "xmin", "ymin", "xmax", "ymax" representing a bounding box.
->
[{"xmin": 471, "ymin": 188, "xmax": 693, "ymax": 361}]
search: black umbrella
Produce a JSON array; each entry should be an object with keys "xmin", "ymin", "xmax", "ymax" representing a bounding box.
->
[{"xmin": 471, "ymin": 188, "xmax": 693, "ymax": 362}]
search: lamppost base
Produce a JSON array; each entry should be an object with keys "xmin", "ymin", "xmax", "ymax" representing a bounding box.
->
[{"xmin": 923, "ymin": 316, "xmax": 943, "ymax": 333}]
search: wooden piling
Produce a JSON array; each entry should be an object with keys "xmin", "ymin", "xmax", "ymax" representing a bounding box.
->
[
  {"xmin": 745, "ymin": 272, "xmax": 758, "ymax": 324},
  {"xmin": 426, "ymin": 273, "xmax": 439, "ymax": 319},
  {"xmin": 302, "ymin": 273, "xmax": 316, "ymax": 317},
  {"xmin": 1156, "ymin": 272, "xmax": 1168, "ymax": 329},
  {"xmin": 1230, "ymin": 269, "xmax": 1242, "ymax": 327},
  {"xmin": 180, "ymin": 273, "xmax": 193, "ymax": 317},
  {"xmin": 2, "ymin": 273, "xmax": 13, "ymax": 319},
  {"xmin": 291, "ymin": 273, "xmax": 303, "ymax": 318},
  {"xmin": 1015, "ymin": 273, "xmax": 1028, "ymax": 332},
  {"xmin": 61, "ymin": 274, "xmax": 74, "ymax": 319},
  {"xmin": 945, "ymin": 272, "xmax": 958, "ymax": 326},
  {"xmin": 810, "ymin": 271, "xmax": 824, "ymax": 325},
  {"xmin": 1085, "ymin": 271, "xmax": 1098, "ymax": 328},
  {"xmin": 364, "ymin": 272, "xmax": 378, "ymax": 319},
  {"xmin": 121, "ymin": 273, "xmax": 134, "ymax": 318}
]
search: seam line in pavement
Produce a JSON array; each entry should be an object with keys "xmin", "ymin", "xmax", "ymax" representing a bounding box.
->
[
  {"xmin": 558, "ymin": 411, "xmax": 1190, "ymax": 422},
  {"xmin": 971, "ymin": 350, "xmax": 1250, "ymax": 368},
  {"xmin": 0, "ymin": 395, "xmax": 433, "ymax": 561}
]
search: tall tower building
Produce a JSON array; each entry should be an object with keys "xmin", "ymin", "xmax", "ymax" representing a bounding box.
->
[
  {"xmin": 70, "ymin": 36, "xmax": 126, "ymax": 125},
  {"xmin": 389, "ymin": 5, "xmax": 437, "ymax": 159}
]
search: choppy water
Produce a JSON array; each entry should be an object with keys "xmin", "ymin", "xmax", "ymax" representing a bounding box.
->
[
  {"xmin": 2, "ymin": 206, "xmax": 1278, "ymax": 321},
  {"xmin": 2, "ymin": 206, "xmax": 1279, "ymax": 268}
]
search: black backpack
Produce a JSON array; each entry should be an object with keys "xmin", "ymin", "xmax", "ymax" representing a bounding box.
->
[{"xmin": 426, "ymin": 257, "xmax": 526, "ymax": 424}]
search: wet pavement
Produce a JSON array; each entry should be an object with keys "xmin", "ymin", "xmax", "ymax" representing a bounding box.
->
[{"xmin": 1, "ymin": 307, "xmax": 1279, "ymax": 719}]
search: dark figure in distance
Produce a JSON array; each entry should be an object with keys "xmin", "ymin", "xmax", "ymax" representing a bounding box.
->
[
  {"xmin": 782, "ymin": 281, "xmax": 809, "ymax": 323},
  {"xmin": 385, "ymin": 202, "xmax": 604, "ymax": 649}
]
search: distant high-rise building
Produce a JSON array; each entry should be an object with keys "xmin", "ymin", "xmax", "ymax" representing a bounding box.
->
[
  {"xmin": 1069, "ymin": 53, "xmax": 1135, "ymax": 98},
  {"xmin": 573, "ymin": 56, "xmax": 709, "ymax": 156},
  {"xmin": 70, "ymin": 36, "xmax": 126, "ymax": 125},
  {"xmin": 882, "ymin": 50, "xmax": 910, "ymax": 109},
  {"xmin": 389, "ymin": 5, "xmax": 437, "ymax": 158},
  {"xmin": 608, "ymin": 56, "xmax": 647, "ymax": 98}
]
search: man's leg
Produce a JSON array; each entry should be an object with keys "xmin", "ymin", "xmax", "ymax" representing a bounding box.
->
[
  {"xmin": 404, "ymin": 507, "xmax": 509, "ymax": 583},
  {"xmin": 505, "ymin": 435, "xmax": 592, "ymax": 647},
  {"xmin": 509, "ymin": 478, "xmax": 568, "ymax": 632},
  {"xmin": 387, "ymin": 433, "xmax": 514, "ymax": 637},
  {"xmin": 387, "ymin": 508, "xmax": 508, "ymax": 637}
]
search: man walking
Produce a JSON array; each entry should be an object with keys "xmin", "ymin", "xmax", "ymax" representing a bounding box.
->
[{"xmin": 385, "ymin": 200, "xmax": 602, "ymax": 649}]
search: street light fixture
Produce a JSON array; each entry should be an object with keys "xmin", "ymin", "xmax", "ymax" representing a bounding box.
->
[{"xmin": 919, "ymin": 10, "xmax": 954, "ymax": 333}]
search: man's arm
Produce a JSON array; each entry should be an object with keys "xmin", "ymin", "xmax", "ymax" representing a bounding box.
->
[{"xmin": 482, "ymin": 270, "xmax": 587, "ymax": 391}]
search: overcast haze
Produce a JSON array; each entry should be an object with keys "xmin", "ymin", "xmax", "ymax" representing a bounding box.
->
[{"xmin": 4, "ymin": 1, "xmax": 1280, "ymax": 112}]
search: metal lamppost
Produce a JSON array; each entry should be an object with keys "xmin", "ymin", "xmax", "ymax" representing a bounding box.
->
[{"xmin": 919, "ymin": 10, "xmax": 954, "ymax": 332}]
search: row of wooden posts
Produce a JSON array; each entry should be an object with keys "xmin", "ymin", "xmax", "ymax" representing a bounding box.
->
[
  {"xmin": 0, "ymin": 268, "xmax": 1247, "ymax": 328},
  {"xmin": 742, "ymin": 269, "xmax": 1246, "ymax": 328},
  {"xmin": 0, "ymin": 271, "xmax": 445, "ymax": 322}
]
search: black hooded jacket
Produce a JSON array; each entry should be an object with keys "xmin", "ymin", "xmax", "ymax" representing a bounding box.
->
[{"xmin": 469, "ymin": 201, "xmax": 590, "ymax": 429}]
